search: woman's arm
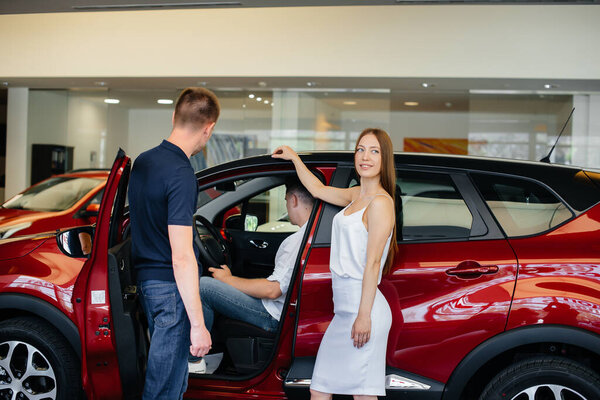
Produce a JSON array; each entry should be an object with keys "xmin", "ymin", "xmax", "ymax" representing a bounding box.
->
[
  {"xmin": 351, "ymin": 196, "xmax": 395, "ymax": 348},
  {"xmin": 272, "ymin": 145, "xmax": 357, "ymax": 207}
]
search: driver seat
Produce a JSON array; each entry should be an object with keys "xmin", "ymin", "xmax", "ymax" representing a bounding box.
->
[{"xmin": 214, "ymin": 317, "xmax": 276, "ymax": 374}]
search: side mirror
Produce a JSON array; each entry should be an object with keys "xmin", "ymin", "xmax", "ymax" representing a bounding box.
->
[
  {"xmin": 75, "ymin": 203, "xmax": 100, "ymax": 219},
  {"xmin": 56, "ymin": 226, "xmax": 95, "ymax": 258},
  {"xmin": 245, "ymin": 215, "xmax": 258, "ymax": 232}
]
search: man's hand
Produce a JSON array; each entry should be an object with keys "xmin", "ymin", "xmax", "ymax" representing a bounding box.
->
[
  {"xmin": 189, "ymin": 324, "xmax": 212, "ymax": 357},
  {"xmin": 209, "ymin": 264, "xmax": 232, "ymax": 282}
]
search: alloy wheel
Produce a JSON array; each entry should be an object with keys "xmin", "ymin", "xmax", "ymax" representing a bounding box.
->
[{"xmin": 0, "ymin": 340, "xmax": 57, "ymax": 400}]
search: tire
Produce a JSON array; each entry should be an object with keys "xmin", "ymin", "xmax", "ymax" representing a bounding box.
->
[
  {"xmin": 479, "ymin": 356, "xmax": 600, "ymax": 400},
  {"xmin": 0, "ymin": 317, "xmax": 81, "ymax": 400}
]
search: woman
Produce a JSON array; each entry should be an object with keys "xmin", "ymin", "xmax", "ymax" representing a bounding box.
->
[{"xmin": 272, "ymin": 128, "xmax": 397, "ymax": 400}]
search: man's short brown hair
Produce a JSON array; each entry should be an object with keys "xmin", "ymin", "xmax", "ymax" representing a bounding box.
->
[{"xmin": 173, "ymin": 87, "xmax": 220, "ymax": 130}]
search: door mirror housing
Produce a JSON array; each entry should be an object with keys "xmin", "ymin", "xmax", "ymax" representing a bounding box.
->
[
  {"xmin": 75, "ymin": 203, "xmax": 100, "ymax": 219},
  {"xmin": 56, "ymin": 226, "xmax": 95, "ymax": 258}
]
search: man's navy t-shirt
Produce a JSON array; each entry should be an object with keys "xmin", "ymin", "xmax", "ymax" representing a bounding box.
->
[{"xmin": 129, "ymin": 140, "xmax": 200, "ymax": 282}]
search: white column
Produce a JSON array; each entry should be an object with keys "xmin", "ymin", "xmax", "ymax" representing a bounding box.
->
[{"xmin": 5, "ymin": 87, "xmax": 28, "ymax": 199}]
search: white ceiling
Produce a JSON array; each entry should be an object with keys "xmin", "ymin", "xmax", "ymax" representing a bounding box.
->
[{"xmin": 0, "ymin": 0, "xmax": 598, "ymax": 14}]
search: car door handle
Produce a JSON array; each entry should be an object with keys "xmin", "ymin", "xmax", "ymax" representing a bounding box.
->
[
  {"xmin": 249, "ymin": 240, "xmax": 269, "ymax": 249},
  {"xmin": 446, "ymin": 261, "xmax": 499, "ymax": 278}
]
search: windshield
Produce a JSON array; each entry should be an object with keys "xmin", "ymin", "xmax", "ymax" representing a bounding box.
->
[{"xmin": 2, "ymin": 177, "xmax": 102, "ymax": 212}]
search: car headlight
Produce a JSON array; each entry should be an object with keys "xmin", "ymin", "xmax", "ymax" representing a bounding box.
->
[{"xmin": 0, "ymin": 222, "xmax": 33, "ymax": 239}]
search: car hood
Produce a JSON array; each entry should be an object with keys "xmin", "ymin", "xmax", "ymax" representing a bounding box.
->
[
  {"xmin": 0, "ymin": 208, "xmax": 58, "ymax": 225},
  {"xmin": 0, "ymin": 232, "xmax": 54, "ymax": 261}
]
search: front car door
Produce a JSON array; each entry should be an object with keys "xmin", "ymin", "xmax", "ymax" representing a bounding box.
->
[{"xmin": 72, "ymin": 150, "xmax": 138, "ymax": 399}]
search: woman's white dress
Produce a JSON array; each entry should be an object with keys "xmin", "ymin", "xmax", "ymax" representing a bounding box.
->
[{"xmin": 310, "ymin": 196, "xmax": 392, "ymax": 396}]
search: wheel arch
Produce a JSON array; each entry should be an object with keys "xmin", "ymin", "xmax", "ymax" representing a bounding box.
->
[
  {"xmin": 0, "ymin": 293, "xmax": 81, "ymax": 359},
  {"xmin": 443, "ymin": 325, "xmax": 600, "ymax": 400}
]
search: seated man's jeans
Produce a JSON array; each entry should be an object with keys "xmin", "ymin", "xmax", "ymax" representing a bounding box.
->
[
  {"xmin": 139, "ymin": 280, "xmax": 190, "ymax": 400},
  {"xmin": 200, "ymin": 276, "xmax": 279, "ymax": 333}
]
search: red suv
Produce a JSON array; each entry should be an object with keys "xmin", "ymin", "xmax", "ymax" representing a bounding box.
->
[
  {"xmin": 1, "ymin": 150, "xmax": 600, "ymax": 400},
  {"xmin": 0, "ymin": 170, "xmax": 108, "ymax": 239}
]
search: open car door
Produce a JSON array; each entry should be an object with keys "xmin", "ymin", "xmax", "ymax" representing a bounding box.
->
[{"xmin": 73, "ymin": 149, "xmax": 147, "ymax": 399}]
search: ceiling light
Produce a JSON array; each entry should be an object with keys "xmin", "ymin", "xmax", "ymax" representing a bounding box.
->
[
  {"xmin": 157, "ymin": 99, "xmax": 173, "ymax": 105},
  {"xmin": 264, "ymin": 100, "xmax": 269, "ymax": 104},
  {"xmin": 306, "ymin": 82, "xmax": 317, "ymax": 87},
  {"xmin": 544, "ymin": 83, "xmax": 558, "ymax": 89},
  {"xmin": 271, "ymin": 103, "xmax": 274, "ymax": 107},
  {"xmin": 94, "ymin": 81, "xmax": 107, "ymax": 86},
  {"xmin": 404, "ymin": 101, "xmax": 419, "ymax": 107},
  {"xmin": 258, "ymin": 81, "xmax": 267, "ymax": 87},
  {"xmin": 242, "ymin": 104, "xmax": 246, "ymax": 108},
  {"xmin": 248, "ymin": 94, "xmax": 255, "ymax": 99},
  {"xmin": 343, "ymin": 101, "xmax": 357, "ymax": 105},
  {"xmin": 104, "ymin": 98, "xmax": 120, "ymax": 104},
  {"xmin": 256, "ymin": 97, "xmax": 262, "ymax": 102},
  {"xmin": 421, "ymin": 83, "xmax": 435, "ymax": 88},
  {"xmin": 445, "ymin": 102, "xmax": 453, "ymax": 108}
]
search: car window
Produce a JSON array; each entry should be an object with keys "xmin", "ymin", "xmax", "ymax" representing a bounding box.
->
[
  {"xmin": 230, "ymin": 184, "xmax": 298, "ymax": 233},
  {"xmin": 348, "ymin": 171, "xmax": 473, "ymax": 241},
  {"xmin": 2, "ymin": 177, "xmax": 102, "ymax": 212},
  {"xmin": 471, "ymin": 173, "xmax": 573, "ymax": 237}
]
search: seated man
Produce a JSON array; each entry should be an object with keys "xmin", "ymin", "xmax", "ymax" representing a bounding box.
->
[{"xmin": 190, "ymin": 177, "xmax": 314, "ymax": 373}]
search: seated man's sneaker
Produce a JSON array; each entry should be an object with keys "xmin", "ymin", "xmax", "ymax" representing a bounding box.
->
[{"xmin": 188, "ymin": 357, "xmax": 206, "ymax": 374}]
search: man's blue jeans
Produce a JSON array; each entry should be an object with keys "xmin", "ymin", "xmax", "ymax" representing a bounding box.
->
[
  {"xmin": 139, "ymin": 280, "xmax": 190, "ymax": 400},
  {"xmin": 200, "ymin": 276, "xmax": 279, "ymax": 333}
]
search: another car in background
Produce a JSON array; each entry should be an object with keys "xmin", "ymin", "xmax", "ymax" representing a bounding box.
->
[{"xmin": 0, "ymin": 169, "xmax": 108, "ymax": 238}]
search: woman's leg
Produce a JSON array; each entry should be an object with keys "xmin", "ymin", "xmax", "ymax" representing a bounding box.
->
[{"xmin": 310, "ymin": 389, "xmax": 332, "ymax": 400}]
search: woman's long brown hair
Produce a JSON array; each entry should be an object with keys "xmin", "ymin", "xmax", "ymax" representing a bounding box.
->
[{"xmin": 355, "ymin": 128, "xmax": 398, "ymax": 275}]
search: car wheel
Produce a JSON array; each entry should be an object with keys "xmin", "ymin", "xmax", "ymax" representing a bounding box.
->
[
  {"xmin": 479, "ymin": 356, "xmax": 600, "ymax": 400},
  {"xmin": 0, "ymin": 317, "xmax": 81, "ymax": 400}
]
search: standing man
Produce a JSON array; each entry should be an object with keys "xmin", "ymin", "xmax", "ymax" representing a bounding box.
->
[{"xmin": 128, "ymin": 87, "xmax": 220, "ymax": 399}]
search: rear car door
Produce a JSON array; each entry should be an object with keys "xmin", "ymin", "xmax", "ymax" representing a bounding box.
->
[{"xmin": 288, "ymin": 165, "xmax": 518, "ymax": 399}]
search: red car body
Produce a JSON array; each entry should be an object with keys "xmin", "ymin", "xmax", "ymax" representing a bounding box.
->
[
  {"xmin": 1, "ymin": 150, "xmax": 600, "ymax": 400},
  {"xmin": 0, "ymin": 170, "xmax": 108, "ymax": 238}
]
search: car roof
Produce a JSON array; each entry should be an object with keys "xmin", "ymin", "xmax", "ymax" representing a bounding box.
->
[{"xmin": 196, "ymin": 151, "xmax": 600, "ymax": 213}]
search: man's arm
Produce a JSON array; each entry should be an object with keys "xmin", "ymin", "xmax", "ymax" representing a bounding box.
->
[
  {"xmin": 210, "ymin": 265, "xmax": 282, "ymax": 300},
  {"xmin": 169, "ymin": 225, "xmax": 212, "ymax": 357}
]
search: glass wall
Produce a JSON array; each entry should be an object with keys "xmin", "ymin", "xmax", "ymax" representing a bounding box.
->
[{"xmin": 24, "ymin": 87, "xmax": 599, "ymax": 183}]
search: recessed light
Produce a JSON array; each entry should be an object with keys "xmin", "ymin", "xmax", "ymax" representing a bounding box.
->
[
  {"xmin": 404, "ymin": 101, "xmax": 419, "ymax": 107},
  {"xmin": 104, "ymin": 98, "xmax": 120, "ymax": 104},
  {"xmin": 271, "ymin": 103, "xmax": 274, "ymax": 107},
  {"xmin": 264, "ymin": 100, "xmax": 269, "ymax": 104},
  {"xmin": 343, "ymin": 101, "xmax": 357, "ymax": 105},
  {"xmin": 197, "ymin": 81, "xmax": 208, "ymax": 86},
  {"xmin": 445, "ymin": 102, "xmax": 453, "ymax": 108},
  {"xmin": 306, "ymin": 82, "xmax": 317, "ymax": 87},
  {"xmin": 544, "ymin": 83, "xmax": 558, "ymax": 89},
  {"xmin": 258, "ymin": 81, "xmax": 267, "ymax": 87},
  {"xmin": 256, "ymin": 97, "xmax": 262, "ymax": 102},
  {"xmin": 421, "ymin": 83, "xmax": 435, "ymax": 88},
  {"xmin": 94, "ymin": 81, "xmax": 107, "ymax": 86},
  {"xmin": 242, "ymin": 104, "xmax": 246, "ymax": 108},
  {"xmin": 248, "ymin": 94, "xmax": 255, "ymax": 99},
  {"xmin": 157, "ymin": 99, "xmax": 173, "ymax": 105}
]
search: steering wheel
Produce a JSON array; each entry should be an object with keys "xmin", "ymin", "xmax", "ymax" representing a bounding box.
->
[{"xmin": 193, "ymin": 215, "xmax": 231, "ymax": 270}]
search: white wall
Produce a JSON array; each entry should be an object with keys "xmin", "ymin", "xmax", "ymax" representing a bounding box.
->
[
  {"xmin": 106, "ymin": 105, "xmax": 129, "ymax": 166},
  {"xmin": 27, "ymin": 90, "xmax": 68, "ymax": 183},
  {"xmin": 66, "ymin": 93, "xmax": 108, "ymax": 170},
  {"xmin": 0, "ymin": 5, "xmax": 599, "ymax": 80},
  {"xmin": 128, "ymin": 109, "xmax": 172, "ymax": 161}
]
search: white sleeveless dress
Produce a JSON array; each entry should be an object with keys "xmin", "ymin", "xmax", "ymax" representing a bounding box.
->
[{"xmin": 310, "ymin": 195, "xmax": 393, "ymax": 396}]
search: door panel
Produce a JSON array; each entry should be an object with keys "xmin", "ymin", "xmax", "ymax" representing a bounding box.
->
[{"xmin": 228, "ymin": 230, "xmax": 288, "ymax": 278}]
